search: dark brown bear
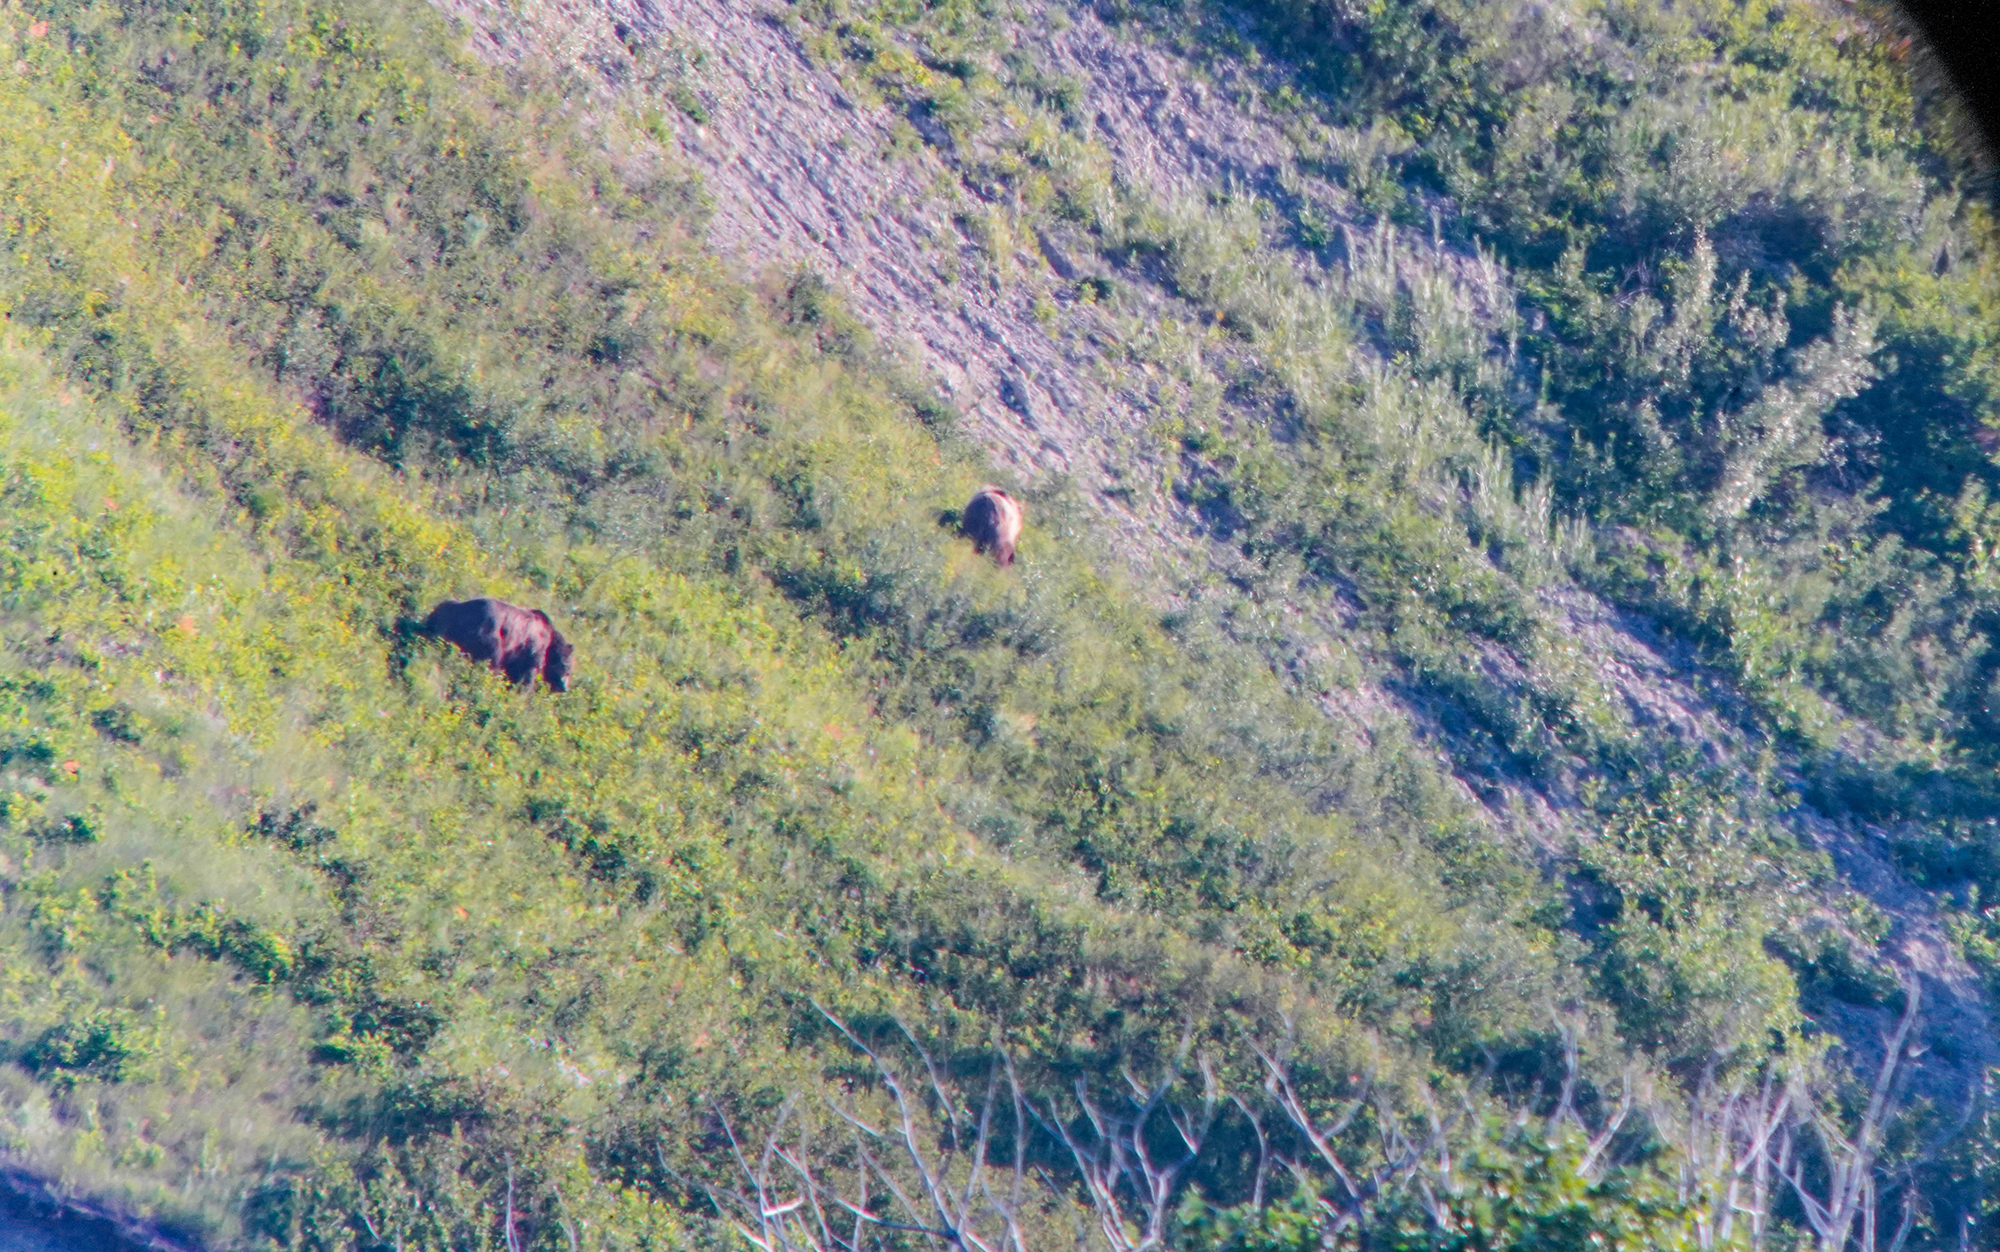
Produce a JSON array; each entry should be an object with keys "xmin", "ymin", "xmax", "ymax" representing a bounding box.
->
[
  {"xmin": 423, "ymin": 598, "xmax": 574, "ymax": 691},
  {"xmin": 961, "ymin": 486, "xmax": 1024, "ymax": 566}
]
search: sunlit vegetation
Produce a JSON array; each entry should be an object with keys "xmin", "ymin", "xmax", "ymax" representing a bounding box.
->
[
  {"xmin": 0, "ymin": 0, "xmax": 1996, "ymax": 1246},
  {"xmin": 746, "ymin": 0, "xmax": 2000, "ymax": 1240}
]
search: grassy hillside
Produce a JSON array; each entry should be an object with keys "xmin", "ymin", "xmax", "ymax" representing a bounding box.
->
[
  {"xmin": 0, "ymin": 0, "xmax": 1993, "ymax": 1248},
  {"xmin": 0, "ymin": 0, "xmax": 1557, "ymax": 1246},
  {"xmin": 742, "ymin": 0, "xmax": 2000, "ymax": 1226}
]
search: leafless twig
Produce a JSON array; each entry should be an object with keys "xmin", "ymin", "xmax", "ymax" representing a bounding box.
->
[
  {"xmin": 667, "ymin": 1008, "xmax": 1032, "ymax": 1252},
  {"xmin": 1031, "ymin": 1039, "xmax": 1220, "ymax": 1252},
  {"xmin": 1776, "ymin": 975, "xmax": 1921, "ymax": 1252}
]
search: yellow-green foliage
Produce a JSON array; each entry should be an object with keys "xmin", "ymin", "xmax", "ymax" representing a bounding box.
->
[{"xmin": 0, "ymin": 0, "xmax": 1580, "ymax": 1247}]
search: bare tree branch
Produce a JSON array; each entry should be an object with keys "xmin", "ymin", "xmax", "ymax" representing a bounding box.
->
[
  {"xmin": 1254, "ymin": 1041, "xmax": 1464, "ymax": 1232},
  {"xmin": 1775, "ymin": 974, "xmax": 1921, "ymax": 1252},
  {"xmin": 669, "ymin": 1009, "xmax": 1042, "ymax": 1252}
]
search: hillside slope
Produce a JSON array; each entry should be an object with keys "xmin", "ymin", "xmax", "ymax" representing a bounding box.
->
[
  {"xmin": 455, "ymin": 0, "xmax": 2000, "ymax": 1106},
  {"xmin": 1, "ymin": 0, "xmax": 1999, "ymax": 1250}
]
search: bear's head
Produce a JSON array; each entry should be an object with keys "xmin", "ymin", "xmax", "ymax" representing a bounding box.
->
[{"xmin": 544, "ymin": 632, "xmax": 575, "ymax": 692}]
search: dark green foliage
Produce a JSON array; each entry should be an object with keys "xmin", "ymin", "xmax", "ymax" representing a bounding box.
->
[
  {"xmin": 1180, "ymin": 1129, "xmax": 1702, "ymax": 1251},
  {"xmin": 21, "ymin": 1012, "xmax": 150, "ymax": 1087},
  {"xmin": 1181, "ymin": 0, "xmax": 2000, "ymax": 783},
  {"xmin": 29, "ymin": 814, "xmax": 98, "ymax": 845}
]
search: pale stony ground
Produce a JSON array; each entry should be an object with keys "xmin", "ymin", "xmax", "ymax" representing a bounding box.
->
[{"xmin": 430, "ymin": 0, "xmax": 1995, "ymax": 1101}]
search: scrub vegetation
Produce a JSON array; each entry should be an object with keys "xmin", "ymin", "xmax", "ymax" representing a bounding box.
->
[{"xmin": 0, "ymin": 0, "xmax": 1993, "ymax": 1248}]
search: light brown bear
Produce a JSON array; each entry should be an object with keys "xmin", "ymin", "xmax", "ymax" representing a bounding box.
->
[
  {"xmin": 423, "ymin": 597, "xmax": 574, "ymax": 691},
  {"xmin": 961, "ymin": 486, "xmax": 1024, "ymax": 566}
]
